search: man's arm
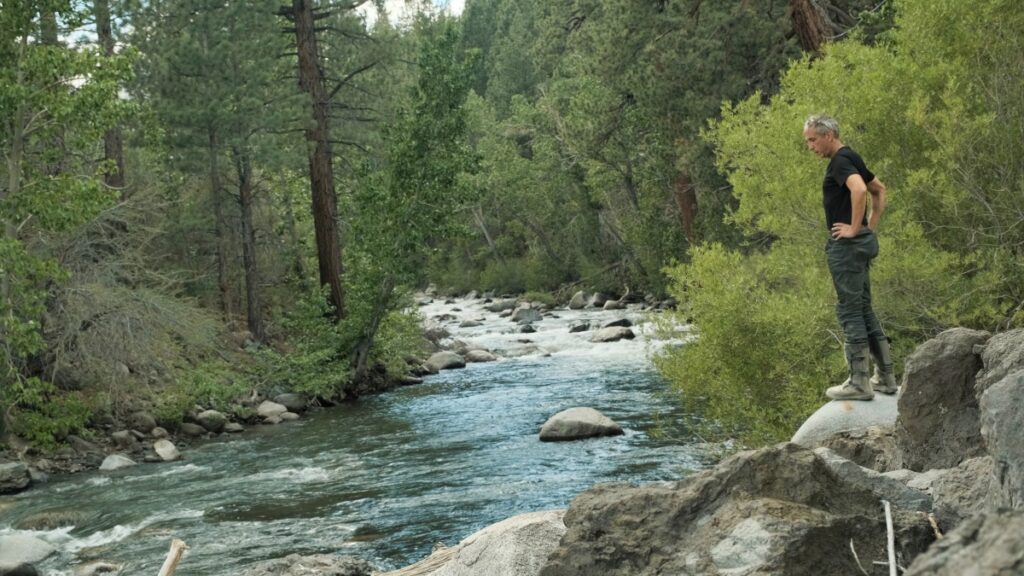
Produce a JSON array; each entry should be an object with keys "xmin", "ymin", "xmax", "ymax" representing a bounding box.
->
[
  {"xmin": 832, "ymin": 173, "xmax": 868, "ymax": 238},
  {"xmin": 866, "ymin": 177, "xmax": 887, "ymax": 230}
]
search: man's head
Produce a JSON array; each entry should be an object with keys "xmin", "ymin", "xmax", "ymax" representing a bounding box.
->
[{"xmin": 803, "ymin": 114, "xmax": 842, "ymax": 158}]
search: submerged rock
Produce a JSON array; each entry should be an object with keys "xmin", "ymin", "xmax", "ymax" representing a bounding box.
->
[
  {"xmin": 589, "ymin": 327, "xmax": 634, "ymax": 343},
  {"xmin": 539, "ymin": 408, "xmax": 623, "ymax": 442},
  {"xmin": 465, "ymin": 350, "xmax": 498, "ymax": 363}
]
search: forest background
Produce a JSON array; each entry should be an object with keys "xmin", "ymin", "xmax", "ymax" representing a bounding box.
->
[{"xmin": 1, "ymin": 0, "xmax": 1022, "ymax": 450}]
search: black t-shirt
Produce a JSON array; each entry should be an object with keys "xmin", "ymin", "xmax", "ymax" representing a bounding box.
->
[{"xmin": 823, "ymin": 147, "xmax": 875, "ymax": 230}]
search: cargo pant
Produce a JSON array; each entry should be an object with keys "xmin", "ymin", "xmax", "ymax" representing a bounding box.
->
[{"xmin": 826, "ymin": 229, "xmax": 884, "ymax": 346}]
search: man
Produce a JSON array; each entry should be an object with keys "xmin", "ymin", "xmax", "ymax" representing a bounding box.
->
[{"xmin": 803, "ymin": 114, "xmax": 898, "ymax": 400}]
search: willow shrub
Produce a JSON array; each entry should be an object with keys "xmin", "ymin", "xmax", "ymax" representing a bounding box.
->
[{"xmin": 657, "ymin": 0, "xmax": 1021, "ymax": 445}]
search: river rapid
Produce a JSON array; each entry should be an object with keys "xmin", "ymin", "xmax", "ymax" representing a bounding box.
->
[{"xmin": 1, "ymin": 296, "xmax": 709, "ymax": 575}]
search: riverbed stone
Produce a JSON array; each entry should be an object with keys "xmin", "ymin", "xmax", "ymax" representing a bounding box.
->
[
  {"xmin": 791, "ymin": 395, "xmax": 898, "ymax": 449},
  {"xmin": 274, "ymin": 393, "xmax": 308, "ymax": 413},
  {"xmin": 150, "ymin": 426, "xmax": 169, "ymax": 439},
  {"xmin": 240, "ymin": 554, "xmax": 374, "ymax": 576},
  {"xmin": 602, "ymin": 318, "xmax": 632, "ymax": 328},
  {"xmin": 568, "ymin": 322, "xmax": 589, "ymax": 333},
  {"xmin": 224, "ymin": 422, "xmax": 244, "ymax": 433},
  {"xmin": 127, "ymin": 411, "xmax": 157, "ymax": 433},
  {"xmin": 110, "ymin": 430, "xmax": 137, "ymax": 450},
  {"xmin": 511, "ymin": 305, "xmax": 542, "ymax": 324},
  {"xmin": 381, "ymin": 510, "xmax": 566, "ymax": 576},
  {"xmin": 896, "ymin": 327, "xmax": 990, "ymax": 471},
  {"xmin": 539, "ymin": 408, "xmax": 623, "ymax": 442},
  {"xmin": 586, "ymin": 293, "xmax": 608, "ymax": 308},
  {"xmin": 0, "ymin": 462, "xmax": 30, "ymax": 495},
  {"xmin": 589, "ymin": 327, "xmax": 634, "ymax": 343},
  {"xmin": 99, "ymin": 454, "xmax": 136, "ymax": 471},
  {"xmin": 426, "ymin": 351, "xmax": 466, "ymax": 372},
  {"xmin": 602, "ymin": 298, "xmax": 624, "ymax": 310},
  {"xmin": 568, "ymin": 291, "xmax": 586, "ymax": 310},
  {"xmin": 485, "ymin": 299, "xmax": 517, "ymax": 313},
  {"xmin": 0, "ymin": 535, "xmax": 54, "ymax": 573},
  {"xmin": 518, "ymin": 324, "xmax": 536, "ymax": 334},
  {"xmin": 153, "ymin": 440, "xmax": 181, "ymax": 462},
  {"xmin": 196, "ymin": 410, "xmax": 227, "ymax": 433},
  {"xmin": 67, "ymin": 435, "xmax": 102, "ymax": 455},
  {"xmin": 177, "ymin": 422, "xmax": 206, "ymax": 437},
  {"xmin": 280, "ymin": 412, "xmax": 300, "ymax": 421},
  {"xmin": 459, "ymin": 320, "xmax": 483, "ymax": 328},
  {"xmin": 465, "ymin": 349, "xmax": 497, "ymax": 363},
  {"xmin": 257, "ymin": 400, "xmax": 288, "ymax": 419},
  {"xmin": 904, "ymin": 510, "xmax": 1024, "ymax": 575}
]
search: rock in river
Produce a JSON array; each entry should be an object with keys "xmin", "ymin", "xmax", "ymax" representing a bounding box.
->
[{"xmin": 539, "ymin": 408, "xmax": 623, "ymax": 442}]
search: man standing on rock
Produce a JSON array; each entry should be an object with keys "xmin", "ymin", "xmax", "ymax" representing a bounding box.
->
[{"xmin": 803, "ymin": 114, "xmax": 898, "ymax": 400}]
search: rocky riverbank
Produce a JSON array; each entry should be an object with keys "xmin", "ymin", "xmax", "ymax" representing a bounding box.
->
[{"xmin": 253, "ymin": 325, "xmax": 1024, "ymax": 576}]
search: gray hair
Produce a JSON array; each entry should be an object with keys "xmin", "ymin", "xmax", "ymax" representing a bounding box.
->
[{"xmin": 804, "ymin": 114, "xmax": 840, "ymax": 138}]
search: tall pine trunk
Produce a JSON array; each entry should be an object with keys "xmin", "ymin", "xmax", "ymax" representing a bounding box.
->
[
  {"xmin": 231, "ymin": 147, "xmax": 265, "ymax": 344},
  {"xmin": 289, "ymin": 0, "xmax": 345, "ymax": 320},
  {"xmin": 95, "ymin": 0, "xmax": 126, "ymax": 194},
  {"xmin": 208, "ymin": 130, "xmax": 232, "ymax": 320}
]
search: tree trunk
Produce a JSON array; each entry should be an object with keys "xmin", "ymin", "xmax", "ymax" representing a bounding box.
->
[
  {"xmin": 352, "ymin": 276, "xmax": 395, "ymax": 381},
  {"xmin": 39, "ymin": 9, "xmax": 67, "ymax": 176},
  {"xmin": 790, "ymin": 0, "xmax": 829, "ymax": 54},
  {"xmin": 671, "ymin": 171, "xmax": 698, "ymax": 244},
  {"xmin": 208, "ymin": 130, "xmax": 232, "ymax": 321},
  {"xmin": 232, "ymin": 147, "xmax": 265, "ymax": 344},
  {"xmin": 281, "ymin": 189, "xmax": 309, "ymax": 289},
  {"xmin": 290, "ymin": 0, "xmax": 345, "ymax": 321},
  {"xmin": 472, "ymin": 206, "xmax": 503, "ymax": 263},
  {"xmin": 94, "ymin": 0, "xmax": 126, "ymax": 195}
]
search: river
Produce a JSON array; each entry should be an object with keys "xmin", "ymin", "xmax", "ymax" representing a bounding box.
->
[{"xmin": 1, "ymin": 296, "xmax": 708, "ymax": 575}]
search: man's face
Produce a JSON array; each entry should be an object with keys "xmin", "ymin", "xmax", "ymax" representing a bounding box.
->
[{"xmin": 803, "ymin": 127, "xmax": 833, "ymax": 158}]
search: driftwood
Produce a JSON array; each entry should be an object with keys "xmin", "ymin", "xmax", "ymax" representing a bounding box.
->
[
  {"xmin": 157, "ymin": 539, "xmax": 187, "ymax": 576},
  {"xmin": 883, "ymin": 500, "xmax": 897, "ymax": 576}
]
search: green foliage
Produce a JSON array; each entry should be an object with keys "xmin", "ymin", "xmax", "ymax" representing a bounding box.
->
[
  {"xmin": 5, "ymin": 379, "xmax": 91, "ymax": 451},
  {"xmin": 255, "ymin": 288, "xmax": 351, "ymax": 398}
]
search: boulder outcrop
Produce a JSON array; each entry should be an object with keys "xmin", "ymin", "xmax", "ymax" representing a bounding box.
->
[{"xmin": 539, "ymin": 408, "xmax": 623, "ymax": 442}]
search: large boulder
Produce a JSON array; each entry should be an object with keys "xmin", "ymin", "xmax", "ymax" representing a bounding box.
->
[
  {"xmin": 153, "ymin": 440, "xmax": 182, "ymax": 462},
  {"xmin": 0, "ymin": 462, "xmax": 31, "ymax": 495},
  {"xmin": 196, "ymin": 410, "xmax": 227, "ymax": 433},
  {"xmin": 976, "ymin": 327, "xmax": 1024, "ymax": 394},
  {"xmin": 896, "ymin": 327, "xmax": 991, "ymax": 471},
  {"xmin": 904, "ymin": 511, "xmax": 1024, "ymax": 576},
  {"xmin": 274, "ymin": 393, "xmax": 308, "ymax": 413},
  {"xmin": 586, "ymin": 293, "xmax": 608, "ymax": 308},
  {"xmin": 426, "ymin": 352, "xmax": 466, "ymax": 372},
  {"xmin": 240, "ymin": 554, "xmax": 374, "ymax": 576},
  {"xmin": 380, "ymin": 510, "xmax": 566, "ymax": 576},
  {"xmin": 257, "ymin": 400, "xmax": 288, "ymax": 419},
  {"xmin": 589, "ymin": 327, "xmax": 634, "ymax": 343},
  {"xmin": 99, "ymin": 454, "xmax": 136, "ymax": 471},
  {"xmin": 539, "ymin": 408, "xmax": 623, "ymax": 442},
  {"xmin": 979, "ymin": 369, "xmax": 1024, "ymax": 510},
  {"xmin": 110, "ymin": 430, "xmax": 137, "ymax": 450},
  {"xmin": 540, "ymin": 443, "xmax": 934, "ymax": 576},
  {"xmin": 568, "ymin": 291, "xmax": 587, "ymax": 310},
  {"xmin": 0, "ymin": 534, "xmax": 54, "ymax": 574},
  {"xmin": 791, "ymin": 397, "xmax": 899, "ymax": 451}
]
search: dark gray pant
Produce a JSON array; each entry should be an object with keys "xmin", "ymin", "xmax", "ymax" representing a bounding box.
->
[{"xmin": 826, "ymin": 230, "xmax": 884, "ymax": 345}]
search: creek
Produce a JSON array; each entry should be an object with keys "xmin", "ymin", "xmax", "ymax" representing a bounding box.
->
[{"xmin": 1, "ymin": 297, "xmax": 709, "ymax": 575}]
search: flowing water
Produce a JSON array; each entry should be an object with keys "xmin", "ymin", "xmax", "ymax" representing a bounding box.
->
[{"xmin": 1, "ymin": 297, "xmax": 709, "ymax": 575}]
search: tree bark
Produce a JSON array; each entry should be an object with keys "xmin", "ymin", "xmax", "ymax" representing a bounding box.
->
[
  {"xmin": 671, "ymin": 171, "xmax": 698, "ymax": 244},
  {"xmin": 232, "ymin": 147, "xmax": 265, "ymax": 344},
  {"xmin": 94, "ymin": 0, "xmax": 126, "ymax": 195},
  {"xmin": 208, "ymin": 130, "xmax": 232, "ymax": 321},
  {"xmin": 790, "ymin": 0, "xmax": 829, "ymax": 54},
  {"xmin": 289, "ymin": 0, "xmax": 346, "ymax": 321}
]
